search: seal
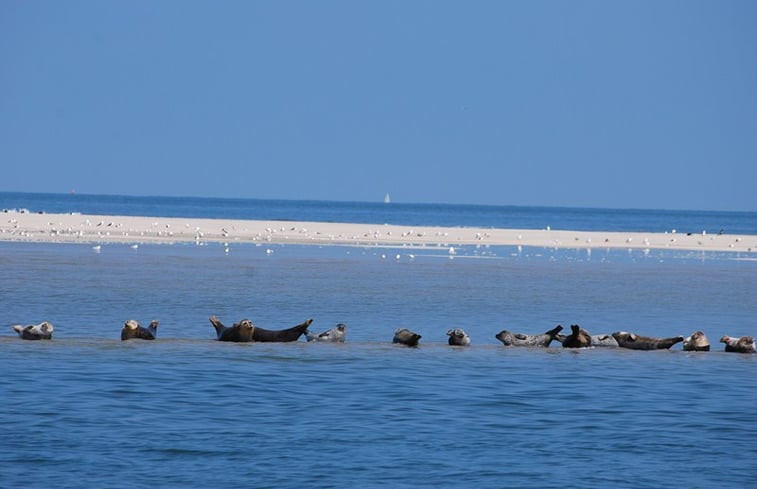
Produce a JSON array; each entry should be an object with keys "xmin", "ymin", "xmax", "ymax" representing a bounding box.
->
[
  {"xmin": 252, "ymin": 318, "xmax": 313, "ymax": 342},
  {"xmin": 611, "ymin": 331, "xmax": 684, "ymax": 350},
  {"xmin": 11, "ymin": 321, "xmax": 54, "ymax": 340},
  {"xmin": 556, "ymin": 329, "xmax": 619, "ymax": 347},
  {"xmin": 589, "ymin": 334, "xmax": 619, "ymax": 347},
  {"xmin": 495, "ymin": 325, "xmax": 563, "ymax": 347},
  {"xmin": 393, "ymin": 328, "xmax": 421, "ymax": 347},
  {"xmin": 447, "ymin": 328, "xmax": 471, "ymax": 346},
  {"xmin": 305, "ymin": 323, "xmax": 346, "ymax": 342},
  {"xmin": 209, "ymin": 316, "xmax": 254, "ymax": 342},
  {"xmin": 561, "ymin": 324, "xmax": 592, "ymax": 348},
  {"xmin": 720, "ymin": 335, "xmax": 756, "ymax": 353},
  {"xmin": 683, "ymin": 330, "xmax": 710, "ymax": 351},
  {"xmin": 121, "ymin": 319, "xmax": 158, "ymax": 340}
]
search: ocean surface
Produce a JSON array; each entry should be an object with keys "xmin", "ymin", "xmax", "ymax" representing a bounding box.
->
[
  {"xmin": 2, "ymin": 191, "xmax": 757, "ymax": 234},
  {"xmin": 1, "ymin": 193, "xmax": 756, "ymax": 489}
]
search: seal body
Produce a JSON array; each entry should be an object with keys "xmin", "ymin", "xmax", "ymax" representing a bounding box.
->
[
  {"xmin": 612, "ymin": 331, "xmax": 684, "ymax": 350},
  {"xmin": 683, "ymin": 331, "xmax": 710, "ymax": 351},
  {"xmin": 495, "ymin": 325, "xmax": 563, "ymax": 347},
  {"xmin": 121, "ymin": 319, "xmax": 158, "ymax": 340},
  {"xmin": 305, "ymin": 323, "xmax": 346, "ymax": 342},
  {"xmin": 12, "ymin": 321, "xmax": 54, "ymax": 340},
  {"xmin": 393, "ymin": 328, "xmax": 421, "ymax": 347},
  {"xmin": 210, "ymin": 316, "xmax": 255, "ymax": 342},
  {"xmin": 561, "ymin": 325, "xmax": 592, "ymax": 348},
  {"xmin": 589, "ymin": 334, "xmax": 619, "ymax": 347},
  {"xmin": 252, "ymin": 319, "xmax": 313, "ymax": 342},
  {"xmin": 447, "ymin": 328, "xmax": 471, "ymax": 346},
  {"xmin": 720, "ymin": 335, "xmax": 756, "ymax": 353}
]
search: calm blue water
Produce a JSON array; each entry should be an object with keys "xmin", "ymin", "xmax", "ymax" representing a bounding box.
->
[
  {"xmin": 2, "ymin": 191, "xmax": 757, "ymax": 234},
  {"xmin": 1, "ymin": 195, "xmax": 756, "ymax": 488}
]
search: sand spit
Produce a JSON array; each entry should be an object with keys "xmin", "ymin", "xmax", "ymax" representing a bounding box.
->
[{"xmin": 1, "ymin": 210, "xmax": 755, "ymax": 253}]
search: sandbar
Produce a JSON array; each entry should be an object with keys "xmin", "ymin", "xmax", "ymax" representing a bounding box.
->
[{"xmin": 1, "ymin": 210, "xmax": 755, "ymax": 253}]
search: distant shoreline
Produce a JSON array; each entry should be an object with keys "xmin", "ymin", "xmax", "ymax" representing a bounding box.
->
[{"xmin": 2, "ymin": 211, "xmax": 755, "ymax": 253}]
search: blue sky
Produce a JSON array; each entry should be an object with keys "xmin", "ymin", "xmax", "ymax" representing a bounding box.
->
[{"xmin": 2, "ymin": 1, "xmax": 755, "ymax": 211}]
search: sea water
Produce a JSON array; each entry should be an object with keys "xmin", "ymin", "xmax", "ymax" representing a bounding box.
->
[{"xmin": 1, "ymin": 194, "xmax": 756, "ymax": 489}]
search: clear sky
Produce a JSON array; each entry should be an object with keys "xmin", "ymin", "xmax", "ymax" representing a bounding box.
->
[{"xmin": 2, "ymin": 1, "xmax": 755, "ymax": 211}]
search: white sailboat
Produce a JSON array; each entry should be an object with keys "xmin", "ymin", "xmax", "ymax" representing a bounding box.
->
[{"xmin": 384, "ymin": 193, "xmax": 391, "ymax": 204}]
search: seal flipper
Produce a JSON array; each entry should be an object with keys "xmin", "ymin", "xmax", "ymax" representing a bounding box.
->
[
  {"xmin": 209, "ymin": 316, "xmax": 227, "ymax": 340},
  {"xmin": 148, "ymin": 320, "xmax": 159, "ymax": 336}
]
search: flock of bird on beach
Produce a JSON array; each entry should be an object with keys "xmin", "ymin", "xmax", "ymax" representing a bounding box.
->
[{"xmin": 9, "ymin": 318, "xmax": 757, "ymax": 354}]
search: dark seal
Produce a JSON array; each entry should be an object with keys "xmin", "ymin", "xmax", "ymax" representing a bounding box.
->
[
  {"xmin": 720, "ymin": 335, "xmax": 756, "ymax": 353},
  {"xmin": 12, "ymin": 321, "xmax": 54, "ymax": 340},
  {"xmin": 612, "ymin": 331, "xmax": 684, "ymax": 350},
  {"xmin": 121, "ymin": 319, "xmax": 158, "ymax": 341},
  {"xmin": 496, "ymin": 325, "xmax": 563, "ymax": 347},
  {"xmin": 251, "ymin": 318, "xmax": 313, "ymax": 342},
  {"xmin": 447, "ymin": 328, "xmax": 471, "ymax": 346},
  {"xmin": 305, "ymin": 323, "xmax": 346, "ymax": 342},
  {"xmin": 209, "ymin": 316, "xmax": 255, "ymax": 342},
  {"xmin": 561, "ymin": 324, "xmax": 592, "ymax": 348},
  {"xmin": 393, "ymin": 328, "xmax": 421, "ymax": 347}
]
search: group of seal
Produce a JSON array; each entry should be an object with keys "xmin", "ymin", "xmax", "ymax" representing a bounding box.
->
[
  {"xmin": 492, "ymin": 325, "xmax": 756, "ymax": 353},
  {"xmin": 8, "ymin": 319, "xmax": 757, "ymax": 354}
]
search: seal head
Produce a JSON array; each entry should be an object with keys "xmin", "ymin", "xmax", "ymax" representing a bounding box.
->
[
  {"xmin": 720, "ymin": 335, "xmax": 756, "ymax": 353},
  {"xmin": 683, "ymin": 330, "xmax": 710, "ymax": 351},
  {"xmin": 447, "ymin": 328, "xmax": 471, "ymax": 346},
  {"xmin": 210, "ymin": 316, "xmax": 255, "ymax": 342},
  {"xmin": 121, "ymin": 319, "xmax": 158, "ymax": 341}
]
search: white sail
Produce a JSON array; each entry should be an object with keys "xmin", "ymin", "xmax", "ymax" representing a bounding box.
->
[{"xmin": 384, "ymin": 193, "xmax": 391, "ymax": 204}]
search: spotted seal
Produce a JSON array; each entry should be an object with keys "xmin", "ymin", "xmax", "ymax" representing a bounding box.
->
[
  {"xmin": 720, "ymin": 335, "xmax": 756, "ymax": 353},
  {"xmin": 447, "ymin": 328, "xmax": 471, "ymax": 346},
  {"xmin": 393, "ymin": 328, "xmax": 421, "ymax": 347},
  {"xmin": 306, "ymin": 323, "xmax": 346, "ymax": 342},
  {"xmin": 495, "ymin": 325, "xmax": 563, "ymax": 347},
  {"xmin": 683, "ymin": 331, "xmax": 710, "ymax": 351},
  {"xmin": 209, "ymin": 316, "xmax": 255, "ymax": 342},
  {"xmin": 121, "ymin": 319, "xmax": 158, "ymax": 341},
  {"xmin": 11, "ymin": 321, "xmax": 54, "ymax": 340},
  {"xmin": 612, "ymin": 331, "xmax": 684, "ymax": 350}
]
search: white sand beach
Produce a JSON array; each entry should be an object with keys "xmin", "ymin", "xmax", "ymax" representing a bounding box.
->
[{"xmin": 1, "ymin": 210, "xmax": 754, "ymax": 253}]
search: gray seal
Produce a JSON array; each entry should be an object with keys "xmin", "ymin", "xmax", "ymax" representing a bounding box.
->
[
  {"xmin": 720, "ymin": 335, "xmax": 756, "ymax": 353},
  {"xmin": 121, "ymin": 319, "xmax": 158, "ymax": 341},
  {"xmin": 561, "ymin": 324, "xmax": 592, "ymax": 348},
  {"xmin": 393, "ymin": 328, "xmax": 421, "ymax": 347},
  {"xmin": 252, "ymin": 318, "xmax": 313, "ymax": 342},
  {"xmin": 612, "ymin": 331, "xmax": 684, "ymax": 350},
  {"xmin": 209, "ymin": 316, "xmax": 255, "ymax": 342},
  {"xmin": 589, "ymin": 334, "xmax": 619, "ymax": 347},
  {"xmin": 683, "ymin": 330, "xmax": 710, "ymax": 351},
  {"xmin": 12, "ymin": 321, "xmax": 54, "ymax": 340},
  {"xmin": 447, "ymin": 328, "xmax": 471, "ymax": 346},
  {"xmin": 305, "ymin": 323, "xmax": 346, "ymax": 342},
  {"xmin": 496, "ymin": 325, "xmax": 563, "ymax": 347}
]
